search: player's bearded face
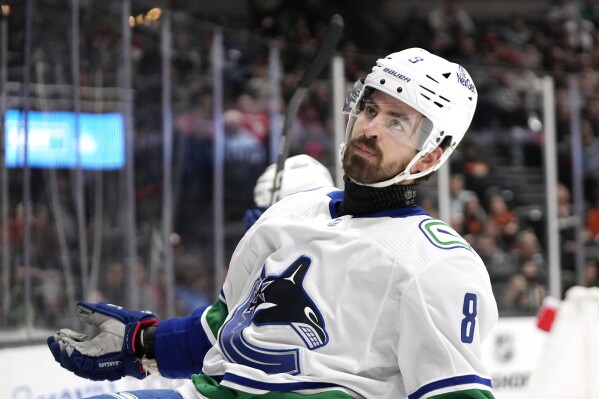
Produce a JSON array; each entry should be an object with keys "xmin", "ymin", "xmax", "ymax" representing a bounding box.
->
[
  {"xmin": 342, "ymin": 90, "xmax": 422, "ymax": 184},
  {"xmin": 342, "ymin": 135, "xmax": 411, "ymax": 184}
]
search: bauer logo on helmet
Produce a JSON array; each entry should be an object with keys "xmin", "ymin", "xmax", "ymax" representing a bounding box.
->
[{"xmin": 382, "ymin": 67, "xmax": 411, "ymax": 82}]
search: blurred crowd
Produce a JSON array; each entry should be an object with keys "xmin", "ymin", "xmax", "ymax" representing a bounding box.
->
[{"xmin": 2, "ymin": 0, "xmax": 599, "ymax": 331}]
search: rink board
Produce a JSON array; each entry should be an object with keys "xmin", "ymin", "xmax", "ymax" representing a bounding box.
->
[{"xmin": 0, "ymin": 317, "xmax": 546, "ymax": 399}]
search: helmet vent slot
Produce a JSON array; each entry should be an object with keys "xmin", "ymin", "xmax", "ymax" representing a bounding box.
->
[
  {"xmin": 433, "ymin": 101, "xmax": 444, "ymax": 108},
  {"xmin": 420, "ymin": 85, "xmax": 435, "ymax": 95},
  {"xmin": 439, "ymin": 95, "xmax": 450, "ymax": 102},
  {"xmin": 442, "ymin": 72, "xmax": 451, "ymax": 79},
  {"xmin": 426, "ymin": 74, "xmax": 439, "ymax": 83},
  {"xmin": 420, "ymin": 93, "xmax": 431, "ymax": 100}
]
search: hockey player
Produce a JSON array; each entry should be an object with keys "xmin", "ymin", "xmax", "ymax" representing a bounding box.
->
[
  {"xmin": 243, "ymin": 153, "xmax": 335, "ymax": 229},
  {"xmin": 48, "ymin": 48, "xmax": 498, "ymax": 399}
]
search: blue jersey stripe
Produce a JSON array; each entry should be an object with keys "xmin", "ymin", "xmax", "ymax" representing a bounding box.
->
[
  {"xmin": 408, "ymin": 374, "xmax": 493, "ymax": 399},
  {"xmin": 327, "ymin": 190, "xmax": 344, "ymax": 218}
]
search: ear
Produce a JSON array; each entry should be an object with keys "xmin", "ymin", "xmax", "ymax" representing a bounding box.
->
[{"xmin": 413, "ymin": 147, "xmax": 443, "ymax": 173}]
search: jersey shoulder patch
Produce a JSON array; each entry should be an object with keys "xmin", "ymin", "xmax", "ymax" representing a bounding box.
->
[{"xmin": 418, "ymin": 218, "xmax": 473, "ymax": 252}]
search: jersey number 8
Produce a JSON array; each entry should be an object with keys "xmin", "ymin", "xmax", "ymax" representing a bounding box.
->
[{"xmin": 461, "ymin": 293, "xmax": 477, "ymax": 344}]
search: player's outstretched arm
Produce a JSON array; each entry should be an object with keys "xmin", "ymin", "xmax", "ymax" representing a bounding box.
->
[
  {"xmin": 151, "ymin": 299, "xmax": 228, "ymax": 379},
  {"xmin": 47, "ymin": 301, "xmax": 159, "ymax": 381}
]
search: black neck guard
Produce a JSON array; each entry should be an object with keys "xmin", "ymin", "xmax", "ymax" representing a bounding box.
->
[{"xmin": 337, "ymin": 176, "xmax": 419, "ymax": 216}]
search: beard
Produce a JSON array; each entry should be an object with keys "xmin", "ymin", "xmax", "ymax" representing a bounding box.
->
[{"xmin": 342, "ymin": 136, "xmax": 411, "ymax": 184}]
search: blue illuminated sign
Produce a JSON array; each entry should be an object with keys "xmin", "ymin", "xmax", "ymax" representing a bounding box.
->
[{"xmin": 5, "ymin": 110, "xmax": 125, "ymax": 169}]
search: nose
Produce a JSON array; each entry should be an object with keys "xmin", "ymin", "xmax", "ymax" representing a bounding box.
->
[{"xmin": 362, "ymin": 117, "xmax": 380, "ymax": 138}]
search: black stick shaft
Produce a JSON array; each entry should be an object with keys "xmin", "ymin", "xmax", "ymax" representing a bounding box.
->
[{"xmin": 270, "ymin": 14, "xmax": 344, "ymax": 205}]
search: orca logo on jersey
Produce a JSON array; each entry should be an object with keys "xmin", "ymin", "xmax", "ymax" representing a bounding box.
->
[
  {"xmin": 219, "ymin": 255, "xmax": 329, "ymax": 375},
  {"xmin": 419, "ymin": 218, "xmax": 473, "ymax": 252}
]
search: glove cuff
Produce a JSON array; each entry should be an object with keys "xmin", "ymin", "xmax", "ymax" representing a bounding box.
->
[
  {"xmin": 125, "ymin": 317, "xmax": 158, "ymax": 357},
  {"xmin": 135, "ymin": 324, "xmax": 157, "ymax": 359}
]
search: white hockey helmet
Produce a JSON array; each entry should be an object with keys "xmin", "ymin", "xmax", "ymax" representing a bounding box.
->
[
  {"xmin": 342, "ymin": 47, "xmax": 478, "ymax": 187},
  {"xmin": 253, "ymin": 154, "xmax": 334, "ymax": 208}
]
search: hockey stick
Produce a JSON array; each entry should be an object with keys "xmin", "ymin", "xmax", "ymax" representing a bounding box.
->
[{"xmin": 270, "ymin": 14, "xmax": 344, "ymax": 205}]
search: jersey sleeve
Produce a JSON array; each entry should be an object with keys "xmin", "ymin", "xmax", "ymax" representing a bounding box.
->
[
  {"xmin": 154, "ymin": 304, "xmax": 214, "ymax": 378},
  {"xmin": 397, "ymin": 254, "xmax": 498, "ymax": 399},
  {"xmin": 154, "ymin": 295, "xmax": 233, "ymax": 379}
]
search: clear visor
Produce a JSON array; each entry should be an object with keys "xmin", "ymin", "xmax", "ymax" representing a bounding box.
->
[
  {"xmin": 343, "ymin": 80, "xmax": 434, "ymax": 151},
  {"xmin": 343, "ymin": 79, "xmax": 365, "ymax": 115}
]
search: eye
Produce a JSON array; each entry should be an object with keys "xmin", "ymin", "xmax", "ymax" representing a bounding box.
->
[
  {"xmin": 363, "ymin": 104, "xmax": 378, "ymax": 119},
  {"xmin": 388, "ymin": 118, "xmax": 405, "ymax": 130},
  {"xmin": 387, "ymin": 117, "xmax": 413, "ymax": 135}
]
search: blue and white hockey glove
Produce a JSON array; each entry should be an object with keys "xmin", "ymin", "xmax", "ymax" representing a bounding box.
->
[{"xmin": 47, "ymin": 301, "xmax": 159, "ymax": 381}]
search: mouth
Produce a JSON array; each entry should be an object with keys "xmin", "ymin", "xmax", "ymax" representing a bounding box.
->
[{"xmin": 353, "ymin": 142, "xmax": 378, "ymax": 159}]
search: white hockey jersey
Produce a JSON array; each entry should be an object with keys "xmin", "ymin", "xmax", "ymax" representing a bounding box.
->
[{"xmin": 197, "ymin": 187, "xmax": 498, "ymax": 399}]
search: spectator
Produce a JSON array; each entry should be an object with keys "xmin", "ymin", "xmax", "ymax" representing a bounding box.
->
[
  {"xmin": 173, "ymin": 93, "xmax": 216, "ymax": 239},
  {"xmin": 585, "ymin": 193, "xmax": 599, "ymax": 243},
  {"xmin": 95, "ymin": 260, "xmax": 127, "ymax": 306},
  {"xmin": 545, "ymin": 0, "xmax": 581, "ymax": 26},
  {"xmin": 504, "ymin": 259, "xmax": 547, "ymax": 313},
  {"xmin": 475, "ymin": 233, "xmax": 518, "ymax": 306},
  {"xmin": 224, "ymin": 109, "xmax": 266, "ymax": 165},
  {"xmin": 449, "ymin": 173, "xmax": 476, "ymax": 229},
  {"xmin": 487, "ymin": 193, "xmax": 520, "ymax": 245},
  {"xmin": 582, "ymin": 119, "xmax": 599, "ymax": 176},
  {"xmin": 457, "ymin": 142, "xmax": 492, "ymax": 200},
  {"xmin": 172, "ymin": 31, "xmax": 202, "ymax": 80},
  {"xmin": 297, "ymin": 113, "xmax": 333, "ymax": 163},
  {"xmin": 34, "ymin": 268, "xmax": 68, "ymax": 329},
  {"xmin": 491, "ymin": 70, "xmax": 529, "ymax": 127},
  {"xmin": 557, "ymin": 183, "xmax": 578, "ymax": 271},
  {"xmin": 564, "ymin": 13, "xmax": 595, "ymax": 53},
  {"xmin": 393, "ymin": 3, "xmax": 430, "ymax": 49},
  {"xmin": 427, "ymin": 0, "xmax": 476, "ymax": 56},
  {"xmin": 236, "ymin": 94, "xmax": 270, "ymax": 144},
  {"xmin": 513, "ymin": 228, "xmax": 544, "ymax": 257},
  {"xmin": 584, "ymin": 257, "xmax": 599, "ymax": 287},
  {"xmin": 461, "ymin": 195, "xmax": 487, "ymax": 237},
  {"xmin": 503, "ymin": 229, "xmax": 547, "ymax": 313},
  {"xmin": 223, "ymin": 108, "xmax": 267, "ymax": 219},
  {"xmin": 175, "ymin": 262, "xmax": 211, "ymax": 315},
  {"xmin": 501, "ymin": 13, "xmax": 533, "ymax": 49}
]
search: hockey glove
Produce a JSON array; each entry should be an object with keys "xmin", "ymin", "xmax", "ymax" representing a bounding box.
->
[{"xmin": 47, "ymin": 301, "xmax": 159, "ymax": 381}]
